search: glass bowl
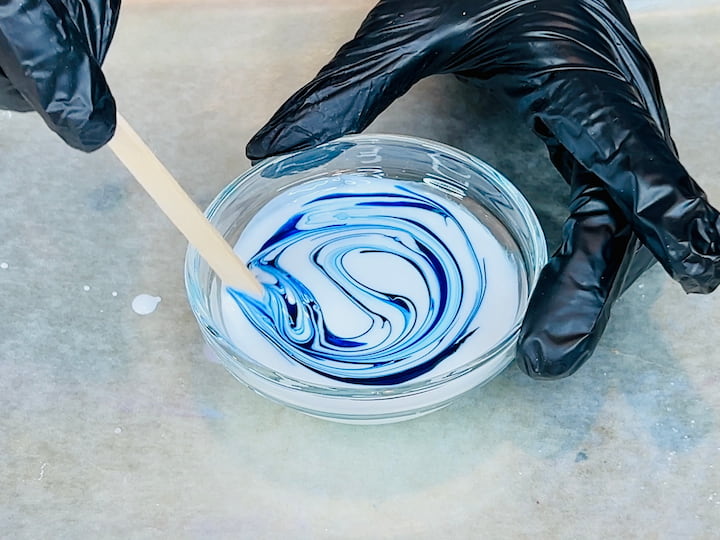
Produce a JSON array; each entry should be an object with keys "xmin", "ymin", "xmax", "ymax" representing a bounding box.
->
[{"xmin": 185, "ymin": 134, "xmax": 547, "ymax": 424}]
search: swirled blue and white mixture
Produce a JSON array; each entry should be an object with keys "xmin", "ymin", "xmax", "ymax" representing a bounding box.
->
[{"xmin": 221, "ymin": 175, "xmax": 523, "ymax": 386}]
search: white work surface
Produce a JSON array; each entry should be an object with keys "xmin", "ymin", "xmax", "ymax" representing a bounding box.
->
[{"xmin": 2, "ymin": 1, "xmax": 719, "ymax": 537}]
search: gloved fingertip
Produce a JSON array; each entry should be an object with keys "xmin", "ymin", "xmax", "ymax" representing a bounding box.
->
[
  {"xmin": 55, "ymin": 91, "xmax": 117, "ymax": 152},
  {"xmin": 245, "ymin": 131, "xmax": 275, "ymax": 162},
  {"xmin": 246, "ymin": 120, "xmax": 326, "ymax": 162},
  {"xmin": 515, "ymin": 334, "xmax": 589, "ymax": 381},
  {"xmin": 672, "ymin": 210, "xmax": 720, "ymax": 294}
]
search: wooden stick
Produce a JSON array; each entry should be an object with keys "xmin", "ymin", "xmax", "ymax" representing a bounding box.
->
[{"xmin": 108, "ymin": 113, "xmax": 264, "ymax": 297}]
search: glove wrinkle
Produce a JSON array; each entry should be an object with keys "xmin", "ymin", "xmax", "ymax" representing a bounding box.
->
[{"xmin": 54, "ymin": 0, "xmax": 121, "ymax": 64}]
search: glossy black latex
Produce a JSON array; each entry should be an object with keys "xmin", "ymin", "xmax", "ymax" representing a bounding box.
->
[
  {"xmin": 0, "ymin": 0, "xmax": 120, "ymax": 151},
  {"xmin": 247, "ymin": 0, "xmax": 720, "ymax": 378}
]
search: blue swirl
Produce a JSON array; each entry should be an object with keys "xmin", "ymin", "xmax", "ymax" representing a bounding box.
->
[{"xmin": 227, "ymin": 183, "xmax": 487, "ymax": 385}]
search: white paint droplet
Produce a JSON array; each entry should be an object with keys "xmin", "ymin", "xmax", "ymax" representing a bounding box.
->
[
  {"xmin": 111, "ymin": 291, "xmax": 118, "ymax": 297},
  {"xmin": 114, "ymin": 427, "xmax": 122, "ymax": 434},
  {"xmin": 0, "ymin": 262, "xmax": 8, "ymax": 270},
  {"xmin": 132, "ymin": 294, "xmax": 161, "ymax": 315},
  {"xmin": 83, "ymin": 285, "xmax": 91, "ymax": 291}
]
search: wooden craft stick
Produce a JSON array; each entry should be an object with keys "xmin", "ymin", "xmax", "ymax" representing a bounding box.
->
[{"xmin": 108, "ymin": 113, "xmax": 264, "ymax": 296}]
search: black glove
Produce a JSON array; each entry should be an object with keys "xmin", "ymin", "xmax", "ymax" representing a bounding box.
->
[
  {"xmin": 0, "ymin": 0, "xmax": 120, "ymax": 151},
  {"xmin": 246, "ymin": 0, "xmax": 720, "ymax": 379}
]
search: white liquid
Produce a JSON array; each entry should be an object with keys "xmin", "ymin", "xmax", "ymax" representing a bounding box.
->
[
  {"xmin": 132, "ymin": 294, "xmax": 162, "ymax": 315},
  {"xmin": 220, "ymin": 176, "xmax": 525, "ymax": 386}
]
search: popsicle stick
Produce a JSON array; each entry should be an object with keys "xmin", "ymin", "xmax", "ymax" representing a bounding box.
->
[{"xmin": 108, "ymin": 113, "xmax": 264, "ymax": 297}]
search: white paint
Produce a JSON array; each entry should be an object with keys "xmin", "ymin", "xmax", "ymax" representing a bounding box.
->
[
  {"xmin": 112, "ymin": 291, "xmax": 118, "ymax": 297},
  {"xmin": 83, "ymin": 285, "xmax": 91, "ymax": 292},
  {"xmin": 0, "ymin": 262, "xmax": 8, "ymax": 270},
  {"xmin": 114, "ymin": 427, "xmax": 122, "ymax": 434},
  {"xmin": 132, "ymin": 294, "xmax": 162, "ymax": 315},
  {"xmin": 219, "ymin": 175, "xmax": 524, "ymax": 386},
  {"xmin": 38, "ymin": 462, "xmax": 47, "ymax": 481}
]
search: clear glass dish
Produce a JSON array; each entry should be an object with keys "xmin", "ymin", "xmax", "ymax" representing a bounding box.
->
[{"xmin": 185, "ymin": 134, "xmax": 547, "ymax": 424}]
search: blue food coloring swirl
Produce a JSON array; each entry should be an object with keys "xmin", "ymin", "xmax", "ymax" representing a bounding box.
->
[{"xmin": 227, "ymin": 181, "xmax": 487, "ymax": 385}]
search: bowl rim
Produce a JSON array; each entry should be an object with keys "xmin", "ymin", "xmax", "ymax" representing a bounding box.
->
[{"xmin": 185, "ymin": 133, "xmax": 548, "ymax": 397}]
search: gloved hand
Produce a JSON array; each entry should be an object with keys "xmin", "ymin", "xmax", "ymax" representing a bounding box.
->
[
  {"xmin": 0, "ymin": 0, "xmax": 120, "ymax": 151},
  {"xmin": 246, "ymin": 0, "xmax": 720, "ymax": 379}
]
